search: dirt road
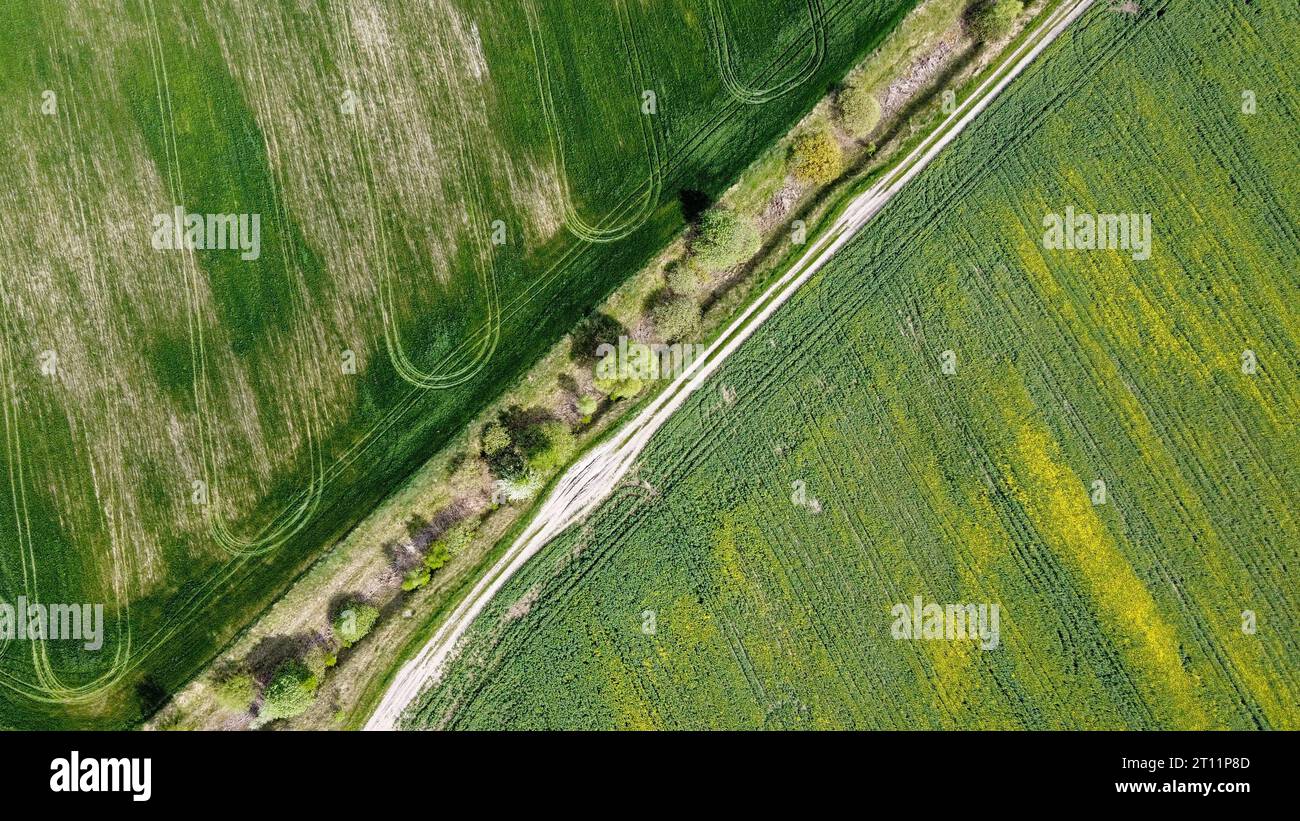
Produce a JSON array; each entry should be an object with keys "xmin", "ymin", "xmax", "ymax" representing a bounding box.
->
[{"xmin": 365, "ymin": 0, "xmax": 1096, "ymax": 731}]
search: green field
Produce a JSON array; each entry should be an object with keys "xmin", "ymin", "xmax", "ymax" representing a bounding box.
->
[
  {"xmin": 0, "ymin": 0, "xmax": 916, "ymax": 728},
  {"xmin": 406, "ymin": 1, "xmax": 1300, "ymax": 730}
]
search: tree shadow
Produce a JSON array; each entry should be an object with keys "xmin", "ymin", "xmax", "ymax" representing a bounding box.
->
[
  {"xmin": 569, "ymin": 312, "xmax": 627, "ymax": 365},
  {"xmin": 135, "ymin": 676, "xmax": 170, "ymax": 721},
  {"xmin": 244, "ymin": 632, "xmax": 316, "ymax": 683},
  {"xmin": 678, "ymin": 188, "xmax": 713, "ymax": 223}
]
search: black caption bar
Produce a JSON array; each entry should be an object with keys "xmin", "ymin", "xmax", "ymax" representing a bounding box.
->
[{"xmin": 3, "ymin": 730, "xmax": 1288, "ymax": 810}]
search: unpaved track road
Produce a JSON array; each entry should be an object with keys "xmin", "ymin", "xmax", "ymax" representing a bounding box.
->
[{"xmin": 366, "ymin": 0, "xmax": 1095, "ymax": 731}]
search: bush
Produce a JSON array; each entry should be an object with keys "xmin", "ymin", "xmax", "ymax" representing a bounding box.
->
[
  {"xmin": 424, "ymin": 521, "xmax": 478, "ymax": 574},
  {"xmin": 259, "ymin": 660, "xmax": 318, "ymax": 724},
  {"xmin": 423, "ymin": 541, "xmax": 452, "ymax": 573},
  {"xmin": 304, "ymin": 644, "xmax": 337, "ymax": 678},
  {"xmin": 502, "ymin": 407, "xmax": 550, "ymax": 457},
  {"xmin": 789, "ymin": 128, "xmax": 843, "ymax": 185},
  {"xmin": 592, "ymin": 348, "xmax": 646, "ymax": 401},
  {"xmin": 485, "ymin": 446, "xmax": 525, "ymax": 481},
  {"xmin": 593, "ymin": 371, "xmax": 644, "ymax": 402},
  {"xmin": 577, "ymin": 394, "xmax": 599, "ymax": 423},
  {"xmin": 690, "ymin": 208, "xmax": 761, "ymax": 273},
  {"xmin": 480, "ymin": 422, "xmax": 511, "ymax": 456},
  {"xmin": 482, "ymin": 412, "xmax": 527, "ymax": 480},
  {"xmin": 651, "ymin": 295, "xmax": 699, "ymax": 342},
  {"xmin": 212, "ymin": 670, "xmax": 256, "ymax": 713},
  {"xmin": 526, "ymin": 421, "xmax": 577, "ymax": 477},
  {"xmin": 493, "ymin": 472, "xmax": 542, "ymax": 503},
  {"xmin": 569, "ymin": 312, "xmax": 626, "ymax": 365},
  {"xmin": 838, "ymin": 80, "xmax": 882, "ymax": 138},
  {"xmin": 402, "ymin": 566, "xmax": 431, "ymax": 591},
  {"xmin": 663, "ymin": 259, "xmax": 710, "ymax": 296},
  {"xmin": 433, "ymin": 522, "xmax": 477, "ymax": 559},
  {"xmin": 969, "ymin": 0, "xmax": 1023, "ymax": 41},
  {"xmin": 333, "ymin": 600, "xmax": 380, "ymax": 648}
]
